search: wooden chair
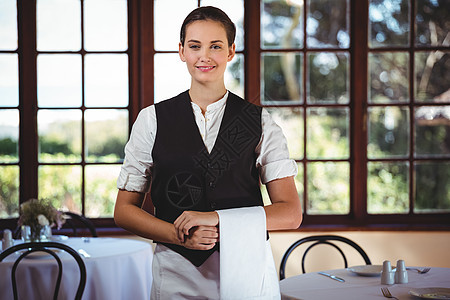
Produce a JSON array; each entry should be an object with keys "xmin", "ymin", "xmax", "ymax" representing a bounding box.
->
[
  {"xmin": 279, "ymin": 235, "xmax": 372, "ymax": 280},
  {"xmin": 62, "ymin": 211, "xmax": 98, "ymax": 237},
  {"xmin": 0, "ymin": 241, "xmax": 87, "ymax": 300}
]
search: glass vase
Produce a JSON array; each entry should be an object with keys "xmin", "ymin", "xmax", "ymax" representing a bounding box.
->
[{"xmin": 22, "ymin": 225, "xmax": 52, "ymax": 242}]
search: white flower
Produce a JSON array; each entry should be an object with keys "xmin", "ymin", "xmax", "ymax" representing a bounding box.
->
[{"xmin": 37, "ymin": 214, "xmax": 49, "ymax": 226}]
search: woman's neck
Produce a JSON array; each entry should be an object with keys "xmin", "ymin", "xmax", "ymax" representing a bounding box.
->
[{"xmin": 189, "ymin": 82, "xmax": 227, "ymax": 114}]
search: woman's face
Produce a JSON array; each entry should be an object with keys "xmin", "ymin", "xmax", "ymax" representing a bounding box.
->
[{"xmin": 179, "ymin": 20, "xmax": 235, "ymax": 86}]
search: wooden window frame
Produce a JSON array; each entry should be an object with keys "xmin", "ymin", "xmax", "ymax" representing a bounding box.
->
[{"xmin": 1, "ymin": 0, "xmax": 449, "ymax": 233}]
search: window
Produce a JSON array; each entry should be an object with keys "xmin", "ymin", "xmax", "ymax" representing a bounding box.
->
[
  {"xmin": 367, "ymin": 0, "xmax": 450, "ymax": 217},
  {"xmin": 1, "ymin": 0, "xmax": 449, "ymax": 231},
  {"xmin": 258, "ymin": 0, "xmax": 449, "ymax": 227},
  {"xmin": 0, "ymin": 0, "xmax": 129, "ymax": 224}
]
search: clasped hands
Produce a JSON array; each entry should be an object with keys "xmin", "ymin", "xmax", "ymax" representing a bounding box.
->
[{"xmin": 173, "ymin": 211, "xmax": 219, "ymax": 250}]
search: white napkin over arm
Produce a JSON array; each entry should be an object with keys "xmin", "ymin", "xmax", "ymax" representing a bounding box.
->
[{"xmin": 217, "ymin": 206, "xmax": 280, "ymax": 300}]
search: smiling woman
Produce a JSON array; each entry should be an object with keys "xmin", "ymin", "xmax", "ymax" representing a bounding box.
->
[{"xmin": 1, "ymin": 0, "xmax": 449, "ymax": 239}]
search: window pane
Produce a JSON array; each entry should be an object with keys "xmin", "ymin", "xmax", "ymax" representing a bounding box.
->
[
  {"xmin": 369, "ymin": 0, "xmax": 410, "ymax": 48},
  {"xmin": 85, "ymin": 165, "xmax": 121, "ymax": 217},
  {"xmin": 368, "ymin": 52, "xmax": 409, "ymax": 104},
  {"xmin": 367, "ymin": 161, "xmax": 409, "ymax": 214},
  {"xmin": 38, "ymin": 109, "xmax": 81, "ymax": 163},
  {"xmin": 0, "ymin": 53, "xmax": 18, "ymax": 107},
  {"xmin": 226, "ymin": 53, "xmax": 244, "ymax": 98},
  {"xmin": 202, "ymin": 0, "xmax": 245, "ymax": 51},
  {"xmin": 0, "ymin": 109, "xmax": 18, "ymax": 162},
  {"xmin": 38, "ymin": 165, "xmax": 82, "ymax": 213},
  {"xmin": 37, "ymin": 0, "xmax": 81, "ymax": 51},
  {"xmin": 37, "ymin": 54, "xmax": 82, "ymax": 108},
  {"xmin": 85, "ymin": 54, "xmax": 129, "ymax": 107},
  {"xmin": 261, "ymin": 52, "xmax": 302, "ymax": 104},
  {"xmin": 0, "ymin": 165, "xmax": 19, "ymax": 218},
  {"xmin": 307, "ymin": 162, "xmax": 349, "ymax": 214},
  {"xmin": 0, "ymin": 0, "xmax": 18, "ymax": 50},
  {"xmin": 266, "ymin": 107, "xmax": 303, "ymax": 159},
  {"xmin": 307, "ymin": 52, "xmax": 349, "ymax": 104},
  {"xmin": 307, "ymin": 0, "xmax": 349, "ymax": 48},
  {"xmin": 154, "ymin": 0, "xmax": 196, "ymax": 51},
  {"xmin": 368, "ymin": 106, "xmax": 410, "ymax": 159},
  {"xmin": 307, "ymin": 107, "xmax": 349, "ymax": 159},
  {"xmin": 415, "ymin": 0, "xmax": 449, "ymax": 46},
  {"xmin": 415, "ymin": 51, "xmax": 450, "ymax": 103},
  {"xmin": 261, "ymin": 0, "xmax": 304, "ymax": 49},
  {"xmin": 154, "ymin": 53, "xmax": 191, "ymax": 103},
  {"xmin": 415, "ymin": 106, "xmax": 450, "ymax": 157},
  {"xmin": 415, "ymin": 161, "xmax": 450, "ymax": 213},
  {"xmin": 84, "ymin": 0, "xmax": 128, "ymax": 51},
  {"xmin": 85, "ymin": 109, "xmax": 128, "ymax": 163}
]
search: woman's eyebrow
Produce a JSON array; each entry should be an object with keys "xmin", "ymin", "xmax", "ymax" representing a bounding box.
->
[{"xmin": 186, "ymin": 39, "xmax": 225, "ymax": 44}]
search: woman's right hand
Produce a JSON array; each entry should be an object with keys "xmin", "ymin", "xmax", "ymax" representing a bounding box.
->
[{"xmin": 180, "ymin": 225, "xmax": 219, "ymax": 250}]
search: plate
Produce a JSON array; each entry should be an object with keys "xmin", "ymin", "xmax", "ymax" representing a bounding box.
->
[
  {"xmin": 50, "ymin": 235, "xmax": 69, "ymax": 241},
  {"xmin": 347, "ymin": 265, "xmax": 395, "ymax": 277},
  {"xmin": 19, "ymin": 249, "xmax": 61, "ymax": 260},
  {"xmin": 409, "ymin": 288, "xmax": 450, "ymax": 299}
]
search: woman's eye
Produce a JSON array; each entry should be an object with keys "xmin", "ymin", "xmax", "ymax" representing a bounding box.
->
[
  {"xmin": 211, "ymin": 45, "xmax": 222, "ymax": 50},
  {"xmin": 189, "ymin": 45, "xmax": 200, "ymax": 49}
]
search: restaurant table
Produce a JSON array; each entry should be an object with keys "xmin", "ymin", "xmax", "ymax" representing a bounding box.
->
[
  {"xmin": 0, "ymin": 237, "xmax": 153, "ymax": 300},
  {"xmin": 280, "ymin": 266, "xmax": 450, "ymax": 300}
]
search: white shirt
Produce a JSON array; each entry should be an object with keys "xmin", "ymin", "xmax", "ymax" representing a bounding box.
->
[{"xmin": 117, "ymin": 91, "xmax": 297, "ymax": 192}]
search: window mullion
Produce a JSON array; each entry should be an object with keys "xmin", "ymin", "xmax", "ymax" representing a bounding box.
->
[
  {"xmin": 244, "ymin": 0, "xmax": 260, "ymax": 105},
  {"xmin": 18, "ymin": 0, "xmax": 38, "ymax": 204},
  {"xmin": 350, "ymin": 0, "xmax": 369, "ymax": 221}
]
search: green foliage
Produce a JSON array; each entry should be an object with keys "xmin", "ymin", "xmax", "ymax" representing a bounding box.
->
[
  {"xmin": 0, "ymin": 138, "xmax": 17, "ymax": 156},
  {"xmin": 415, "ymin": 162, "xmax": 450, "ymax": 212},
  {"xmin": 38, "ymin": 165, "xmax": 82, "ymax": 214},
  {"xmin": 367, "ymin": 162, "xmax": 409, "ymax": 214},
  {"xmin": 307, "ymin": 162, "xmax": 349, "ymax": 214},
  {"xmin": 85, "ymin": 166, "xmax": 120, "ymax": 217},
  {"xmin": 40, "ymin": 136, "xmax": 72, "ymax": 155},
  {"xmin": 0, "ymin": 165, "xmax": 19, "ymax": 218}
]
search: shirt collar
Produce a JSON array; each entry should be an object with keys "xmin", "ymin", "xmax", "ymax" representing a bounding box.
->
[{"xmin": 191, "ymin": 91, "xmax": 229, "ymax": 113}]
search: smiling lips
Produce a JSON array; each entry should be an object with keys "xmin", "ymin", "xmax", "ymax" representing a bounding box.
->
[{"xmin": 197, "ymin": 66, "xmax": 215, "ymax": 71}]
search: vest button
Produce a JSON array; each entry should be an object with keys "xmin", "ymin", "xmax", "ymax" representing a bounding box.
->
[
  {"xmin": 210, "ymin": 202, "xmax": 217, "ymax": 209},
  {"xmin": 209, "ymin": 181, "xmax": 216, "ymax": 189}
]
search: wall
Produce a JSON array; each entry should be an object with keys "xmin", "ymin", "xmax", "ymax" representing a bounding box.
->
[{"xmin": 269, "ymin": 231, "xmax": 450, "ymax": 278}]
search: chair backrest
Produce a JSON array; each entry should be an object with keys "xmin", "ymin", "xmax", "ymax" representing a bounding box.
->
[
  {"xmin": 279, "ymin": 235, "xmax": 372, "ymax": 280},
  {"xmin": 0, "ymin": 241, "xmax": 87, "ymax": 300},
  {"xmin": 62, "ymin": 211, "xmax": 98, "ymax": 237}
]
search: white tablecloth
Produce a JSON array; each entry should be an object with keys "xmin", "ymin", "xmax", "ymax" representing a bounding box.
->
[
  {"xmin": 281, "ymin": 267, "xmax": 450, "ymax": 300},
  {"xmin": 0, "ymin": 237, "xmax": 153, "ymax": 300}
]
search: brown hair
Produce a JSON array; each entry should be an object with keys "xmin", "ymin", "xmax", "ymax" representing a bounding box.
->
[{"xmin": 180, "ymin": 6, "xmax": 236, "ymax": 47}]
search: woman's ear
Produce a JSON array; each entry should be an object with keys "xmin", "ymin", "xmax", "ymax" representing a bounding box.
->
[
  {"xmin": 179, "ymin": 42, "xmax": 186, "ymax": 62},
  {"xmin": 227, "ymin": 43, "xmax": 236, "ymax": 62}
]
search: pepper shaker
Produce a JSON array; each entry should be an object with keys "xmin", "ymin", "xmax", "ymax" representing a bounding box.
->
[
  {"xmin": 395, "ymin": 259, "xmax": 408, "ymax": 283},
  {"xmin": 2, "ymin": 229, "xmax": 13, "ymax": 250},
  {"xmin": 381, "ymin": 260, "xmax": 394, "ymax": 285}
]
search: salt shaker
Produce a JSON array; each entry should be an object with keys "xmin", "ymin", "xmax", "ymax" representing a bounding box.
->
[
  {"xmin": 381, "ymin": 260, "xmax": 394, "ymax": 285},
  {"xmin": 395, "ymin": 259, "xmax": 408, "ymax": 284},
  {"xmin": 2, "ymin": 229, "xmax": 13, "ymax": 250}
]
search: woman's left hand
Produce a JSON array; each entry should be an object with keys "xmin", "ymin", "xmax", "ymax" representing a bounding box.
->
[{"xmin": 174, "ymin": 211, "xmax": 219, "ymax": 243}]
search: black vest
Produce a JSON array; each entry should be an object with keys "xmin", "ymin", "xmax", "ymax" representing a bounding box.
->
[{"xmin": 151, "ymin": 90, "xmax": 263, "ymax": 266}]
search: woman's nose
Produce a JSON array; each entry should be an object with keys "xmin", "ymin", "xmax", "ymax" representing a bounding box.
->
[{"xmin": 199, "ymin": 49, "xmax": 211, "ymax": 62}]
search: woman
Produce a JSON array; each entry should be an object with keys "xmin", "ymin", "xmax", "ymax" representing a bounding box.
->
[{"xmin": 114, "ymin": 6, "xmax": 302, "ymax": 299}]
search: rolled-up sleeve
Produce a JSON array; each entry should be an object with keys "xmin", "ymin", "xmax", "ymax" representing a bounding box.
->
[
  {"xmin": 117, "ymin": 106, "xmax": 156, "ymax": 193},
  {"xmin": 257, "ymin": 109, "xmax": 298, "ymax": 184}
]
